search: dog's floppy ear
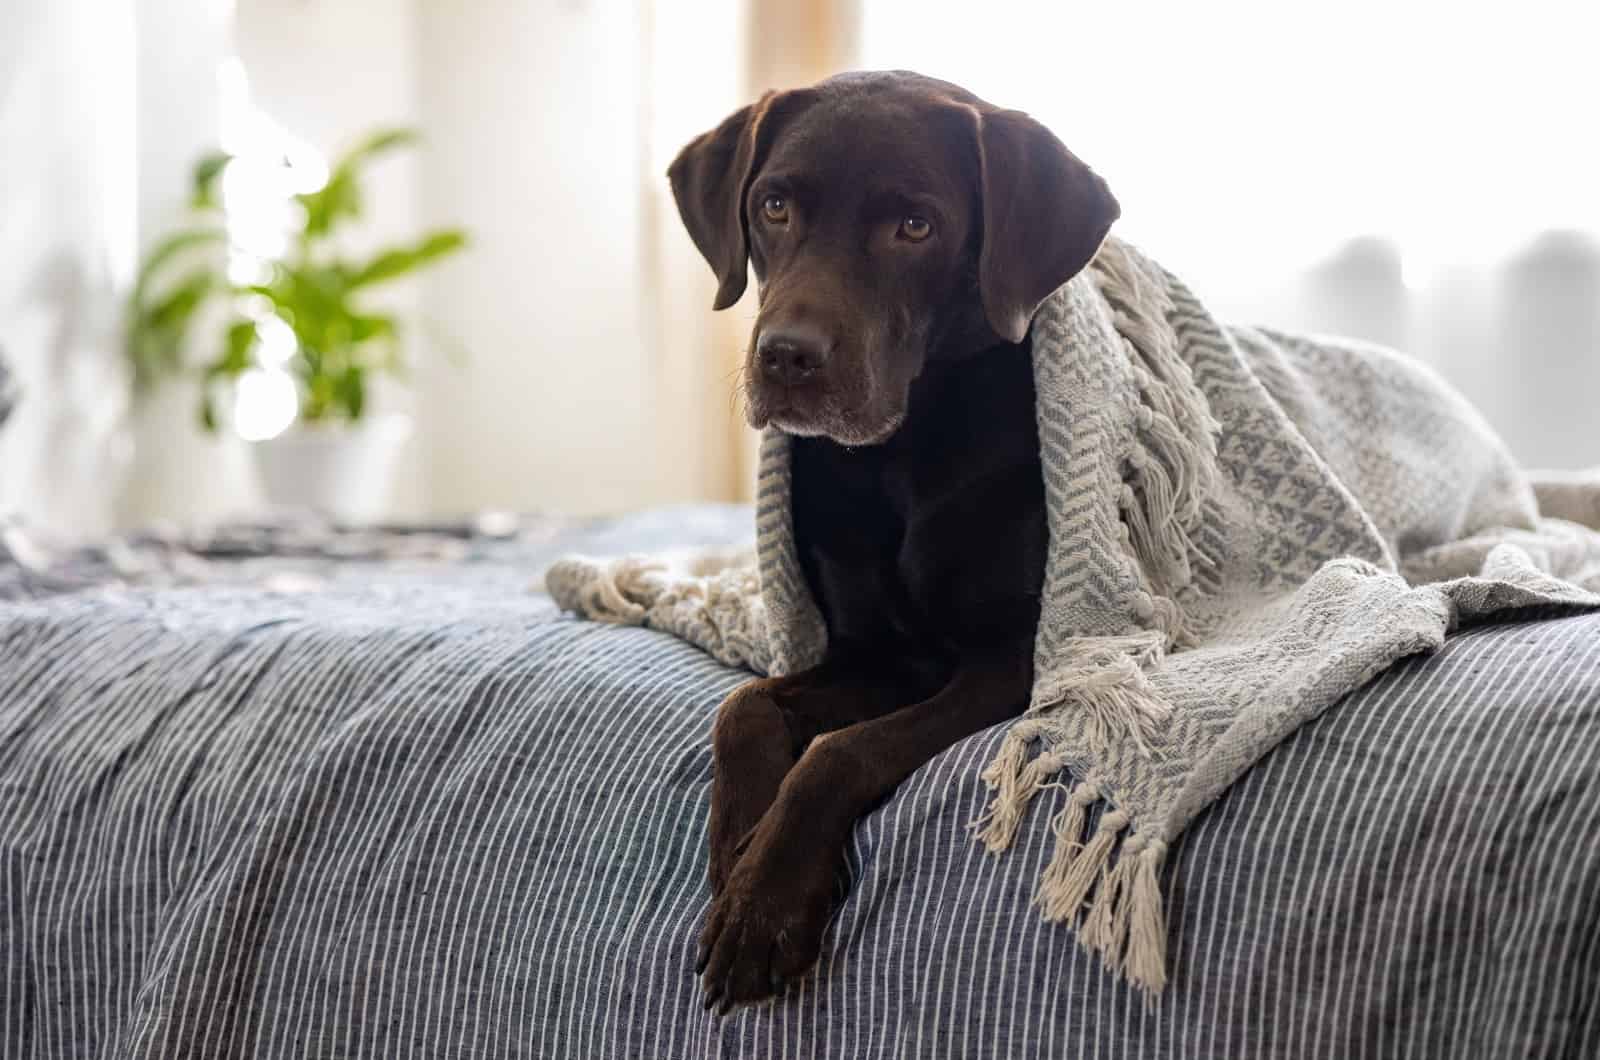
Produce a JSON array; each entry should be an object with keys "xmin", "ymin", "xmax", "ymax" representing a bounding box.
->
[
  {"xmin": 668, "ymin": 93, "xmax": 779, "ymax": 311},
  {"xmin": 974, "ymin": 108, "xmax": 1120, "ymax": 343}
]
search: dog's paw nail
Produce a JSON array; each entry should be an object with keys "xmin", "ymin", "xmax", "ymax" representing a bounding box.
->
[
  {"xmin": 770, "ymin": 971, "xmax": 784, "ymax": 994},
  {"xmin": 694, "ymin": 944, "xmax": 709, "ymax": 974},
  {"xmin": 702, "ymin": 986, "xmax": 720, "ymax": 1012}
]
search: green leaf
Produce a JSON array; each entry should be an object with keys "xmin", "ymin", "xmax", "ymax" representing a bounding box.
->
[
  {"xmin": 129, "ymin": 267, "xmax": 216, "ymax": 389},
  {"xmin": 131, "ymin": 228, "xmax": 224, "ymax": 307},
  {"xmin": 144, "ymin": 268, "xmax": 217, "ymax": 338},
  {"xmin": 256, "ymin": 264, "xmax": 342, "ymax": 356},
  {"xmin": 303, "ymin": 369, "xmax": 337, "ymax": 422},
  {"xmin": 297, "ymin": 169, "xmax": 362, "ymax": 240},
  {"xmin": 348, "ymin": 229, "xmax": 468, "ymax": 288},
  {"xmin": 126, "ymin": 229, "xmax": 225, "ymax": 388},
  {"xmin": 209, "ymin": 319, "xmax": 257, "ymax": 378},
  {"xmin": 296, "ymin": 128, "xmax": 419, "ymax": 242},
  {"xmin": 190, "ymin": 151, "xmax": 233, "ymax": 209},
  {"xmin": 348, "ymin": 313, "xmax": 397, "ymax": 343},
  {"xmin": 334, "ymin": 365, "xmax": 366, "ymax": 420},
  {"xmin": 242, "ymin": 281, "xmax": 285, "ymax": 308},
  {"xmin": 336, "ymin": 127, "xmax": 418, "ymax": 169},
  {"xmin": 198, "ymin": 390, "xmax": 219, "ymax": 432},
  {"xmin": 129, "ymin": 330, "xmax": 169, "ymax": 389}
]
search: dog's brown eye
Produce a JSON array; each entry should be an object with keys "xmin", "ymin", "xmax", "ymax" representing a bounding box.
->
[
  {"xmin": 898, "ymin": 216, "xmax": 932, "ymax": 242},
  {"xmin": 762, "ymin": 195, "xmax": 789, "ymax": 224}
]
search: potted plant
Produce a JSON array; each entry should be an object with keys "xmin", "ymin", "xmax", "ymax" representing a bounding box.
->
[{"xmin": 126, "ymin": 127, "xmax": 467, "ymax": 522}]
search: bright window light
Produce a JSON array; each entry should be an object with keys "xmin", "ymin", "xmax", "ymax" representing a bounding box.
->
[
  {"xmin": 233, "ymin": 368, "xmax": 298, "ymax": 442},
  {"xmin": 253, "ymin": 312, "xmax": 296, "ymax": 367},
  {"xmin": 860, "ymin": 0, "xmax": 1600, "ymax": 287}
]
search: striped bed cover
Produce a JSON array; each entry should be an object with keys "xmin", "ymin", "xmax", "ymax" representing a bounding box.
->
[{"xmin": 2, "ymin": 507, "xmax": 1598, "ymax": 1059}]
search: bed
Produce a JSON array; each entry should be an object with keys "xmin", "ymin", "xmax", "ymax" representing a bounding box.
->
[{"xmin": 2, "ymin": 504, "xmax": 1598, "ymax": 1058}]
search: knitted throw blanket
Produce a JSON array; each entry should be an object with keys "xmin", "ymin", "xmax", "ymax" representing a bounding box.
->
[{"xmin": 546, "ymin": 238, "xmax": 1600, "ymax": 994}]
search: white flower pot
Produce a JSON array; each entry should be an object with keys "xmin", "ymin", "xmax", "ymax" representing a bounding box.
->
[{"xmin": 251, "ymin": 413, "xmax": 412, "ymax": 524}]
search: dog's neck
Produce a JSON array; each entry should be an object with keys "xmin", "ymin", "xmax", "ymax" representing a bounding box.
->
[
  {"xmin": 922, "ymin": 289, "xmax": 1011, "ymax": 369},
  {"xmin": 892, "ymin": 331, "xmax": 1028, "ymax": 445}
]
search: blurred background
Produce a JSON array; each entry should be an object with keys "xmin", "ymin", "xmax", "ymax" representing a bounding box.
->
[{"xmin": 3, "ymin": 0, "xmax": 1597, "ymax": 540}]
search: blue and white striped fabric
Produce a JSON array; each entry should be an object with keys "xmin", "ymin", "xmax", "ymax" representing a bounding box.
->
[{"xmin": 2, "ymin": 507, "xmax": 1598, "ymax": 1058}]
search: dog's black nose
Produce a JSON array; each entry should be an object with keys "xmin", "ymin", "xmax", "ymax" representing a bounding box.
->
[{"xmin": 756, "ymin": 328, "xmax": 830, "ymax": 386}]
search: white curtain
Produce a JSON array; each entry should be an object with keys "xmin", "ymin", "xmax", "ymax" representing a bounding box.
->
[
  {"xmin": 0, "ymin": 0, "xmax": 255, "ymax": 538},
  {"xmin": 859, "ymin": 0, "xmax": 1600, "ymax": 469},
  {"xmin": 0, "ymin": 0, "xmax": 137, "ymax": 539}
]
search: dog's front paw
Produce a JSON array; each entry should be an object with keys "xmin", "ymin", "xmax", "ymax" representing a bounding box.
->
[
  {"xmin": 707, "ymin": 683, "xmax": 798, "ymax": 896},
  {"xmin": 695, "ymin": 850, "xmax": 833, "ymax": 1014},
  {"xmin": 707, "ymin": 822, "xmax": 755, "ymax": 897}
]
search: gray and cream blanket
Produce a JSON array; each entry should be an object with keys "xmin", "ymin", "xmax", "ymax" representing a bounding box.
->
[{"xmin": 547, "ymin": 238, "xmax": 1600, "ymax": 994}]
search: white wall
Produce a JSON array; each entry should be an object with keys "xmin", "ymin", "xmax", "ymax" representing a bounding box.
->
[
  {"xmin": 233, "ymin": 0, "xmax": 417, "ymax": 168},
  {"xmin": 413, "ymin": 0, "xmax": 660, "ymax": 517}
]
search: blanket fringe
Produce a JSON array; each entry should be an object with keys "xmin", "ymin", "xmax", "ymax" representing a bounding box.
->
[
  {"xmin": 1125, "ymin": 840, "xmax": 1170, "ymax": 994},
  {"xmin": 543, "ymin": 551, "xmax": 771, "ymax": 671},
  {"xmin": 971, "ymin": 725, "xmax": 1069, "ymax": 852},
  {"xmin": 1036, "ymin": 804, "xmax": 1171, "ymax": 996},
  {"xmin": 1032, "ymin": 783, "xmax": 1098, "ymax": 911},
  {"xmin": 972, "ymin": 623, "xmax": 1176, "ymax": 994},
  {"xmin": 1030, "ymin": 631, "xmax": 1171, "ymax": 757},
  {"xmin": 1092, "ymin": 238, "xmax": 1223, "ymax": 637},
  {"xmin": 1039, "ymin": 808, "xmax": 1127, "ymax": 922},
  {"xmin": 1091, "ymin": 241, "xmax": 1220, "ymax": 502},
  {"xmin": 545, "ymin": 556, "xmax": 662, "ymax": 625},
  {"xmin": 1080, "ymin": 841, "xmax": 1135, "ymax": 961}
]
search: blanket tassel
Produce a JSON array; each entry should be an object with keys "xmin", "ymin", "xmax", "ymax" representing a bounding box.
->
[
  {"xmin": 1124, "ymin": 840, "xmax": 1170, "ymax": 995},
  {"xmin": 971, "ymin": 725, "xmax": 1067, "ymax": 853},
  {"xmin": 1080, "ymin": 841, "xmax": 1135, "ymax": 961},
  {"xmin": 545, "ymin": 556, "xmax": 659, "ymax": 625},
  {"xmin": 1037, "ymin": 808, "xmax": 1127, "ymax": 922},
  {"xmin": 1038, "ymin": 814, "xmax": 1171, "ymax": 996}
]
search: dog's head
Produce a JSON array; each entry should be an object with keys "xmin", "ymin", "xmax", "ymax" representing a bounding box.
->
[{"xmin": 669, "ymin": 70, "xmax": 1118, "ymax": 445}]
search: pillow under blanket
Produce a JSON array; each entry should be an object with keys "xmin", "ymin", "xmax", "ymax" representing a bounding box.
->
[{"xmin": 547, "ymin": 237, "xmax": 1600, "ymax": 994}]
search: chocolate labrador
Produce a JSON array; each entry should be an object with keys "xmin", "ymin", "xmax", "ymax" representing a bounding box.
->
[{"xmin": 669, "ymin": 70, "xmax": 1119, "ymax": 1011}]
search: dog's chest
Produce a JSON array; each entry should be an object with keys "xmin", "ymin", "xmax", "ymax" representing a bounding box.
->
[{"xmin": 790, "ymin": 344, "xmax": 1047, "ymax": 656}]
